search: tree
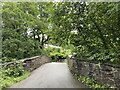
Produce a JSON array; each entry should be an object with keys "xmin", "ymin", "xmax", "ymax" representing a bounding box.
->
[
  {"xmin": 50, "ymin": 2, "xmax": 120, "ymax": 64},
  {"xmin": 2, "ymin": 2, "xmax": 51, "ymax": 60}
]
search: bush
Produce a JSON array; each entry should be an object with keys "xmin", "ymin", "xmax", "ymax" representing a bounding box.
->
[
  {"xmin": 50, "ymin": 52, "xmax": 67, "ymax": 62},
  {"xmin": 1, "ymin": 57, "xmax": 16, "ymax": 63},
  {"xmin": 2, "ymin": 63, "xmax": 24, "ymax": 77},
  {"xmin": 1, "ymin": 71, "xmax": 30, "ymax": 89},
  {"xmin": 44, "ymin": 47, "xmax": 68, "ymax": 62}
]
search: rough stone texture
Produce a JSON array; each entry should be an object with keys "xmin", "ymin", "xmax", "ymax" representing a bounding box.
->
[
  {"xmin": 1, "ymin": 56, "xmax": 51, "ymax": 71},
  {"xmin": 67, "ymin": 57, "xmax": 120, "ymax": 88}
]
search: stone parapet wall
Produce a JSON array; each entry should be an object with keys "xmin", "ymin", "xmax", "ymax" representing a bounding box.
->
[
  {"xmin": 1, "ymin": 56, "xmax": 51, "ymax": 71},
  {"xmin": 67, "ymin": 57, "xmax": 120, "ymax": 88}
]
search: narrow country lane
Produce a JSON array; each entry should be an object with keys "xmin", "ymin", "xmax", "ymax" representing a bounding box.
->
[{"xmin": 10, "ymin": 62, "xmax": 88, "ymax": 88}]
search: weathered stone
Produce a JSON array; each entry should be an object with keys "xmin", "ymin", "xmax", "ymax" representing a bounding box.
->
[
  {"xmin": 1, "ymin": 56, "xmax": 51, "ymax": 71},
  {"xmin": 67, "ymin": 57, "xmax": 120, "ymax": 88}
]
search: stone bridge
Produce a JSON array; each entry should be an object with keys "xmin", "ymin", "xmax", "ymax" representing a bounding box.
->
[{"xmin": 2, "ymin": 56, "xmax": 88, "ymax": 88}]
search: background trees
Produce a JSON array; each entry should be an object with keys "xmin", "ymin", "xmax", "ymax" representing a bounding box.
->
[
  {"xmin": 2, "ymin": 2, "xmax": 51, "ymax": 60},
  {"xmin": 2, "ymin": 2, "xmax": 119, "ymax": 89},
  {"xmin": 2, "ymin": 2, "xmax": 120, "ymax": 64},
  {"xmin": 50, "ymin": 2, "xmax": 120, "ymax": 64}
]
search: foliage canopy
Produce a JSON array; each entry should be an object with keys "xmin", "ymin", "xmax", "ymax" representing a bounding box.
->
[{"xmin": 2, "ymin": 2, "xmax": 120, "ymax": 64}]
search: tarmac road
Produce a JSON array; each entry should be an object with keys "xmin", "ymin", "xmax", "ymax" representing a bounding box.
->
[{"xmin": 10, "ymin": 62, "xmax": 88, "ymax": 88}]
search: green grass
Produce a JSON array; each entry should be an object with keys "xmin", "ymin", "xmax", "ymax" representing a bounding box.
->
[{"xmin": 0, "ymin": 71, "xmax": 30, "ymax": 90}]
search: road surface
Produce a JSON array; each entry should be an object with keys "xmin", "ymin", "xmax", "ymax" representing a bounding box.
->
[{"xmin": 10, "ymin": 62, "xmax": 88, "ymax": 88}]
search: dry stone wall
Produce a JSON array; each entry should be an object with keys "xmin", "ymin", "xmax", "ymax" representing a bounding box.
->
[{"xmin": 67, "ymin": 57, "xmax": 120, "ymax": 88}]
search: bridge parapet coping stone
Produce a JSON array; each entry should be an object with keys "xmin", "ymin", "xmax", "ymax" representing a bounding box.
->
[{"xmin": 1, "ymin": 56, "xmax": 51, "ymax": 71}]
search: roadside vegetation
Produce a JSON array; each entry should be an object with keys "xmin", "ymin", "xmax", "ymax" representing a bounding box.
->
[
  {"xmin": 1, "ymin": 2, "xmax": 119, "ymax": 89},
  {"xmin": 43, "ymin": 46, "xmax": 70, "ymax": 62},
  {"xmin": 75, "ymin": 74, "xmax": 111, "ymax": 89},
  {"xmin": 0, "ymin": 63, "xmax": 30, "ymax": 89}
]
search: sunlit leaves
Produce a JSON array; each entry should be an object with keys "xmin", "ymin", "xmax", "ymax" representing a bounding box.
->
[{"xmin": 50, "ymin": 2, "xmax": 120, "ymax": 64}]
